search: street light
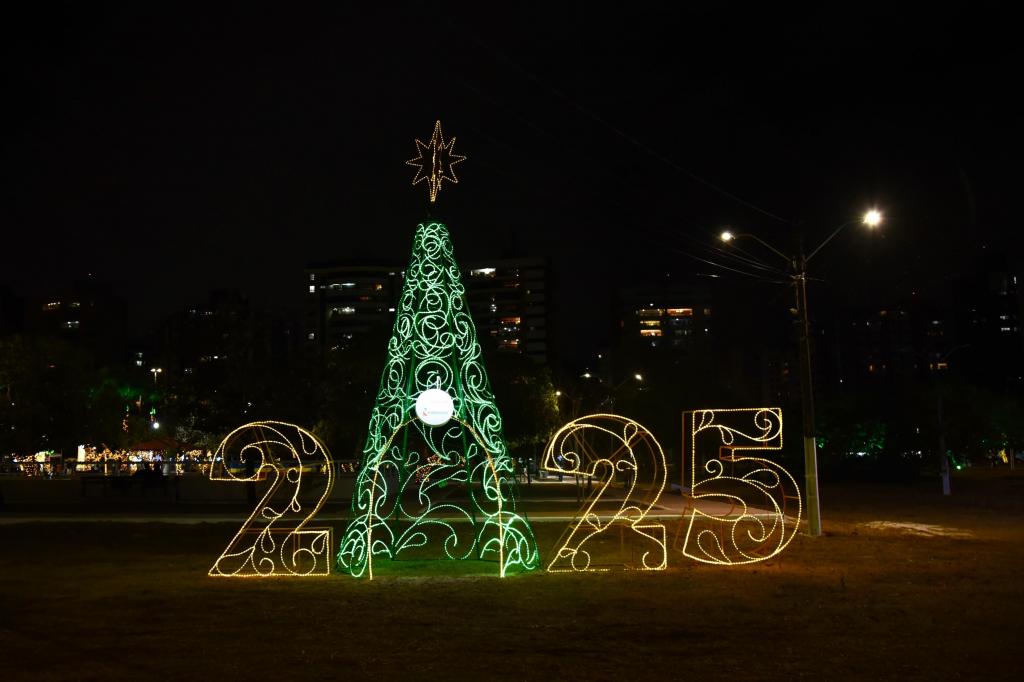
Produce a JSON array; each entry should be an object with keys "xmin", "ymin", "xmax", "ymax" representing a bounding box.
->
[
  {"xmin": 150, "ymin": 367, "xmax": 163, "ymax": 384},
  {"xmin": 719, "ymin": 209, "xmax": 883, "ymax": 537}
]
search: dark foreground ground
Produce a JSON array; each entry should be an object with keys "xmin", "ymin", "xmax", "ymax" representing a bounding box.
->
[{"xmin": 2, "ymin": 470, "xmax": 1023, "ymax": 681}]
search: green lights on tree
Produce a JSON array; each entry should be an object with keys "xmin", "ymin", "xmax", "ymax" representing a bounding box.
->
[{"xmin": 337, "ymin": 222, "xmax": 539, "ymax": 578}]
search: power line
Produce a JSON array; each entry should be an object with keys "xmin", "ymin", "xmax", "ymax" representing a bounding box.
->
[{"xmin": 460, "ymin": 29, "xmax": 793, "ymax": 226}]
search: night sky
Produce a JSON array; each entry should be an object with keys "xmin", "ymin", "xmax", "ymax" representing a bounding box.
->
[{"xmin": 5, "ymin": 4, "xmax": 1020, "ymax": 358}]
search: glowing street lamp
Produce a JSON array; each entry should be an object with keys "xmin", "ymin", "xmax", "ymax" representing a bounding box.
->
[
  {"xmin": 150, "ymin": 367, "xmax": 163, "ymax": 384},
  {"xmin": 719, "ymin": 209, "xmax": 883, "ymax": 537}
]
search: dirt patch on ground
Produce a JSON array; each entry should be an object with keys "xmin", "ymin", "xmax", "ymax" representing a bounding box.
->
[{"xmin": 859, "ymin": 521, "xmax": 975, "ymax": 538}]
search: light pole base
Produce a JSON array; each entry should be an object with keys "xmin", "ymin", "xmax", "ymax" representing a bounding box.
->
[{"xmin": 803, "ymin": 435, "xmax": 822, "ymax": 536}]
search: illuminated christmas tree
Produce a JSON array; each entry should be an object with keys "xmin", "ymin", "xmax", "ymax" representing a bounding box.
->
[{"xmin": 337, "ymin": 122, "xmax": 539, "ymax": 578}]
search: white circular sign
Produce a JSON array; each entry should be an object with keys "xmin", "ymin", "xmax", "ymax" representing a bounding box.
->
[{"xmin": 415, "ymin": 389, "xmax": 455, "ymax": 426}]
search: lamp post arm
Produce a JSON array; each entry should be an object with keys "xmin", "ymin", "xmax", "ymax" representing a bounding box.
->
[
  {"xmin": 806, "ymin": 220, "xmax": 857, "ymax": 262},
  {"xmin": 733, "ymin": 233, "xmax": 792, "ymax": 264}
]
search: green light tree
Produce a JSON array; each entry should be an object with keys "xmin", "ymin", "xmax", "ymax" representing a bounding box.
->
[{"xmin": 337, "ymin": 221, "xmax": 539, "ymax": 578}]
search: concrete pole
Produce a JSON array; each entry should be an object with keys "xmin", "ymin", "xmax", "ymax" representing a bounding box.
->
[
  {"xmin": 937, "ymin": 391, "xmax": 951, "ymax": 495},
  {"xmin": 795, "ymin": 251, "xmax": 822, "ymax": 536}
]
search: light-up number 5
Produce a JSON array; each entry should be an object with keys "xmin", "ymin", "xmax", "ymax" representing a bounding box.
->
[
  {"xmin": 542, "ymin": 414, "xmax": 667, "ymax": 571},
  {"xmin": 209, "ymin": 421, "xmax": 335, "ymax": 577},
  {"xmin": 676, "ymin": 408, "xmax": 801, "ymax": 565}
]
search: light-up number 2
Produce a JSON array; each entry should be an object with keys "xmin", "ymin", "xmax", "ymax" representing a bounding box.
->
[
  {"xmin": 542, "ymin": 414, "xmax": 668, "ymax": 571},
  {"xmin": 208, "ymin": 421, "xmax": 335, "ymax": 577}
]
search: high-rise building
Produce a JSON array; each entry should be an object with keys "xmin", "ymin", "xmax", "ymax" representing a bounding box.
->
[
  {"xmin": 462, "ymin": 257, "xmax": 549, "ymax": 362},
  {"xmin": 0, "ymin": 286, "xmax": 22, "ymax": 335},
  {"xmin": 617, "ymin": 281, "xmax": 713, "ymax": 353},
  {"xmin": 304, "ymin": 261, "xmax": 403, "ymax": 358},
  {"xmin": 956, "ymin": 256, "xmax": 1024, "ymax": 389},
  {"xmin": 25, "ymin": 276, "xmax": 126, "ymax": 363},
  {"xmin": 157, "ymin": 289, "xmax": 297, "ymax": 377},
  {"xmin": 305, "ymin": 257, "xmax": 551, "ymax": 363}
]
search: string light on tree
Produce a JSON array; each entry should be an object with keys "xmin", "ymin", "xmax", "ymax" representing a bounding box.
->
[
  {"xmin": 339, "ymin": 123, "xmax": 536, "ymax": 578},
  {"xmin": 336, "ymin": 222, "xmax": 539, "ymax": 579}
]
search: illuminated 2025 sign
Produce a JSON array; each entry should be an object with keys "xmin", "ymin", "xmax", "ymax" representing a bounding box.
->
[{"xmin": 208, "ymin": 408, "xmax": 801, "ymax": 577}]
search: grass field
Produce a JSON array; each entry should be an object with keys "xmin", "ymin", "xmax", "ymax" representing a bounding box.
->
[{"xmin": 2, "ymin": 471, "xmax": 1022, "ymax": 681}]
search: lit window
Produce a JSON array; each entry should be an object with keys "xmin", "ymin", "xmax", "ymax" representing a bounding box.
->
[
  {"xmin": 309, "ymin": 285, "xmax": 315, "ymax": 294},
  {"xmin": 70, "ymin": 302, "xmax": 81, "ymax": 309},
  {"xmin": 308, "ymin": 332, "xmax": 315, "ymax": 340},
  {"xmin": 666, "ymin": 308, "xmax": 693, "ymax": 317},
  {"xmin": 309, "ymin": 273, "xmax": 315, "ymax": 281},
  {"xmin": 1001, "ymin": 327, "xmax": 1012, "ymax": 332},
  {"xmin": 339, "ymin": 306, "xmax": 355, "ymax": 314},
  {"xmin": 374, "ymin": 283, "xmax": 383, "ymax": 291},
  {"xmin": 43, "ymin": 302, "xmax": 60, "ymax": 311},
  {"xmin": 470, "ymin": 268, "xmax": 496, "ymax": 277},
  {"xmin": 500, "ymin": 316, "xmax": 521, "ymax": 325},
  {"xmin": 135, "ymin": 360, "xmax": 143, "ymax": 367},
  {"xmin": 184, "ymin": 367, "xmax": 193, "ymax": 374},
  {"xmin": 341, "ymin": 282, "xmax": 356, "ymax": 288},
  {"xmin": 637, "ymin": 308, "xmax": 664, "ymax": 318},
  {"xmin": 640, "ymin": 320, "xmax": 661, "ymax": 328},
  {"xmin": 703, "ymin": 307, "xmax": 712, "ymax": 316},
  {"xmin": 640, "ymin": 329, "xmax": 662, "ymax": 337},
  {"xmin": 64, "ymin": 320, "xmax": 80, "ymax": 329}
]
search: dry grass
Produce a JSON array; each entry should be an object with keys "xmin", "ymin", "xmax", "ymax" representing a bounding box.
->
[{"xmin": 2, "ymin": 471, "xmax": 1023, "ymax": 681}]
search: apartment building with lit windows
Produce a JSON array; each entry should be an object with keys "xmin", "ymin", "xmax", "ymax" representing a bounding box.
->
[
  {"xmin": 304, "ymin": 257, "xmax": 550, "ymax": 363},
  {"xmin": 617, "ymin": 282, "xmax": 713, "ymax": 352},
  {"xmin": 462, "ymin": 257, "xmax": 549, "ymax": 363},
  {"xmin": 304, "ymin": 261, "xmax": 403, "ymax": 358}
]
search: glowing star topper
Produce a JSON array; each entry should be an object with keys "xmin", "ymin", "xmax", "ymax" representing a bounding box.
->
[{"xmin": 406, "ymin": 120, "xmax": 466, "ymax": 203}]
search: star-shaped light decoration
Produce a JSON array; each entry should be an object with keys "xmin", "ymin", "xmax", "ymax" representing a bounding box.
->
[{"xmin": 406, "ymin": 120, "xmax": 466, "ymax": 203}]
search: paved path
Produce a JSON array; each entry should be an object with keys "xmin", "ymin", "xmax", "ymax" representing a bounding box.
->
[{"xmin": 0, "ymin": 486, "xmax": 794, "ymax": 525}]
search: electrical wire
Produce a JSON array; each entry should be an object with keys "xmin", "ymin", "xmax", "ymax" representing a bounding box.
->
[{"xmin": 458, "ymin": 28, "xmax": 793, "ymax": 227}]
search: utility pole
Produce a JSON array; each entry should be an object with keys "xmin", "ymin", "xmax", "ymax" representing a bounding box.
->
[
  {"xmin": 720, "ymin": 209, "xmax": 881, "ymax": 538},
  {"xmin": 933, "ymin": 345, "xmax": 968, "ymax": 496},
  {"xmin": 794, "ymin": 248, "xmax": 822, "ymax": 536},
  {"xmin": 937, "ymin": 391, "xmax": 950, "ymax": 495}
]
